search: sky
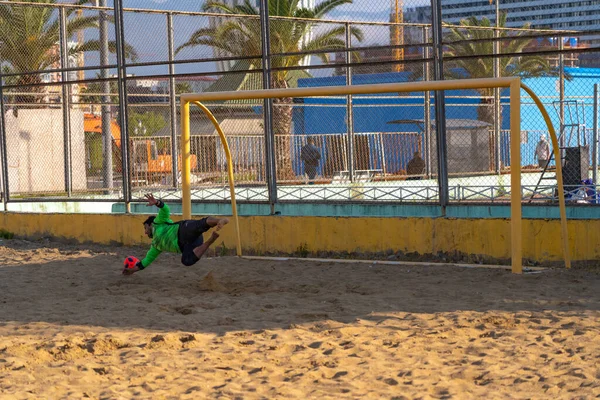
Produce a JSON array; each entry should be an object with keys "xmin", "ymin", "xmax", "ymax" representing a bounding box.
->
[
  {"xmin": 67, "ymin": 0, "xmax": 432, "ymax": 79},
  {"xmin": 121, "ymin": 0, "xmax": 432, "ymax": 20},
  {"xmin": 60, "ymin": 0, "xmax": 432, "ymax": 17}
]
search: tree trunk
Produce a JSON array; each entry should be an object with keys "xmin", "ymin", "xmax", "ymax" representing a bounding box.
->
[
  {"xmin": 477, "ymin": 89, "xmax": 495, "ymax": 125},
  {"xmin": 271, "ymin": 79, "xmax": 295, "ymax": 181}
]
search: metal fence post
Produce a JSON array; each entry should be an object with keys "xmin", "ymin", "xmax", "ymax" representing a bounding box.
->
[
  {"xmin": 430, "ymin": 0, "xmax": 449, "ymax": 209},
  {"xmin": 59, "ymin": 7, "xmax": 72, "ymax": 197},
  {"xmin": 99, "ymin": 0, "xmax": 113, "ymax": 192},
  {"xmin": 345, "ymin": 22, "xmax": 354, "ymax": 183},
  {"xmin": 423, "ymin": 26, "xmax": 432, "ymax": 177},
  {"xmin": 593, "ymin": 84, "xmax": 598, "ymax": 185},
  {"xmin": 259, "ymin": 0, "xmax": 277, "ymax": 212},
  {"xmin": 379, "ymin": 132, "xmax": 386, "ymax": 175},
  {"xmin": 0, "ymin": 70, "xmax": 8, "ymax": 210},
  {"xmin": 167, "ymin": 12, "xmax": 178, "ymax": 188},
  {"xmin": 113, "ymin": 0, "xmax": 131, "ymax": 211},
  {"xmin": 494, "ymin": 4, "xmax": 501, "ymax": 173},
  {"xmin": 559, "ymin": 38, "xmax": 565, "ymax": 154}
]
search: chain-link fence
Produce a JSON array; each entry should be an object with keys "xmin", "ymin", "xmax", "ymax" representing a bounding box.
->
[{"xmin": 0, "ymin": 0, "xmax": 599, "ymax": 209}]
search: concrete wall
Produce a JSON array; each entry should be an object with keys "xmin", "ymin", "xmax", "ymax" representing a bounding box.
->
[
  {"xmin": 5, "ymin": 108, "xmax": 86, "ymax": 194},
  {"xmin": 0, "ymin": 212, "xmax": 595, "ymax": 264}
]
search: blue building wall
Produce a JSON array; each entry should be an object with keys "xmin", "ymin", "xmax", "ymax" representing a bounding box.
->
[
  {"xmin": 293, "ymin": 72, "xmax": 482, "ymax": 175},
  {"xmin": 292, "ymin": 68, "xmax": 600, "ymax": 175}
]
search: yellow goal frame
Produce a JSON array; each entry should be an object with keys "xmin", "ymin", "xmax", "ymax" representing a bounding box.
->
[{"xmin": 180, "ymin": 77, "xmax": 570, "ymax": 274}]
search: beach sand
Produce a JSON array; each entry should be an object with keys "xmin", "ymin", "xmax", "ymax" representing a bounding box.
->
[{"xmin": 0, "ymin": 238, "xmax": 599, "ymax": 399}]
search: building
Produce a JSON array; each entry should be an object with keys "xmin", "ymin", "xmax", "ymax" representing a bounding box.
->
[
  {"xmin": 43, "ymin": 41, "xmax": 82, "ymax": 84},
  {"xmin": 404, "ymin": 0, "xmax": 600, "ymax": 44},
  {"xmin": 41, "ymin": 41, "xmax": 83, "ymax": 103},
  {"xmin": 403, "ymin": 1, "xmax": 597, "ymax": 67}
]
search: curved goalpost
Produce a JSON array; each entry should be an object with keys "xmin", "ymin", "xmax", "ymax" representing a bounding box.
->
[{"xmin": 180, "ymin": 77, "xmax": 571, "ymax": 274}]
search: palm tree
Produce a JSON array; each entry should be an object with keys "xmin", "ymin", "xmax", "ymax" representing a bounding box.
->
[
  {"xmin": 444, "ymin": 14, "xmax": 554, "ymax": 124},
  {"xmin": 177, "ymin": 0, "xmax": 362, "ymax": 180},
  {"xmin": 0, "ymin": 0, "xmax": 137, "ymax": 104}
]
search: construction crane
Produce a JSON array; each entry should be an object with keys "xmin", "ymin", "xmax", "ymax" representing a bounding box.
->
[{"xmin": 391, "ymin": 0, "xmax": 404, "ymax": 72}]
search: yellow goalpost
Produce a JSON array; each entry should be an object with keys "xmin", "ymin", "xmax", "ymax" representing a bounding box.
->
[{"xmin": 180, "ymin": 77, "xmax": 571, "ymax": 274}]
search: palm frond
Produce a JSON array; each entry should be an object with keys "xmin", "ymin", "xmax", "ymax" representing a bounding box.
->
[
  {"xmin": 202, "ymin": 1, "xmax": 240, "ymax": 14},
  {"xmin": 445, "ymin": 15, "xmax": 555, "ymax": 82},
  {"xmin": 189, "ymin": 0, "xmax": 355, "ymax": 85},
  {"xmin": 76, "ymin": 40, "xmax": 138, "ymax": 62},
  {"xmin": 233, "ymin": 0, "xmax": 259, "ymax": 16},
  {"xmin": 312, "ymin": 0, "xmax": 353, "ymax": 18}
]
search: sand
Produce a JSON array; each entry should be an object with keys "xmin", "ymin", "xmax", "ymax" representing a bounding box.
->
[{"xmin": 0, "ymin": 238, "xmax": 599, "ymax": 399}]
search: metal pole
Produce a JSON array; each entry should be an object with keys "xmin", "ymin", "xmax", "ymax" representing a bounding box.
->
[
  {"xmin": 509, "ymin": 79, "xmax": 522, "ymax": 274},
  {"xmin": 167, "ymin": 12, "xmax": 178, "ymax": 188},
  {"xmin": 593, "ymin": 84, "xmax": 598, "ymax": 185},
  {"xmin": 423, "ymin": 26, "xmax": 432, "ymax": 177},
  {"xmin": 113, "ymin": 0, "xmax": 131, "ymax": 209},
  {"xmin": 259, "ymin": 0, "xmax": 277, "ymax": 212},
  {"xmin": 181, "ymin": 100, "xmax": 191, "ymax": 219},
  {"xmin": 559, "ymin": 38, "xmax": 565, "ymax": 155},
  {"xmin": 494, "ymin": 1, "xmax": 501, "ymax": 173},
  {"xmin": 0, "ymin": 70, "xmax": 8, "ymax": 209},
  {"xmin": 183, "ymin": 78, "xmax": 522, "ymax": 102},
  {"xmin": 345, "ymin": 22, "xmax": 354, "ymax": 182},
  {"xmin": 99, "ymin": 0, "xmax": 113, "ymax": 191},
  {"xmin": 430, "ymin": 0, "xmax": 449, "ymax": 208},
  {"xmin": 379, "ymin": 132, "xmax": 387, "ymax": 176},
  {"xmin": 59, "ymin": 8, "xmax": 72, "ymax": 197}
]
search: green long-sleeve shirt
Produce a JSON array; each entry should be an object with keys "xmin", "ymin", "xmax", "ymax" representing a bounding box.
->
[{"xmin": 141, "ymin": 203, "xmax": 181, "ymax": 268}]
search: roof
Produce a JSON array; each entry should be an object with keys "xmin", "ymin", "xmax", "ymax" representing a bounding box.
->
[
  {"xmin": 150, "ymin": 108, "xmax": 262, "ymax": 137},
  {"xmin": 202, "ymin": 59, "xmax": 311, "ymax": 105},
  {"xmin": 563, "ymin": 66, "xmax": 600, "ymax": 78},
  {"xmin": 84, "ymin": 113, "xmax": 122, "ymax": 142}
]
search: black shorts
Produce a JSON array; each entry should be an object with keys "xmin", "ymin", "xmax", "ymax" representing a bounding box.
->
[{"xmin": 178, "ymin": 218, "xmax": 211, "ymax": 266}]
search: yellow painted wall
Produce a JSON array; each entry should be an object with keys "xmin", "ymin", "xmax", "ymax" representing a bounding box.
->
[{"xmin": 0, "ymin": 212, "xmax": 595, "ymax": 263}]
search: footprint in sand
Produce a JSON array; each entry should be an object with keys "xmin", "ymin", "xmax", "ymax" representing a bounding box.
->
[
  {"xmin": 199, "ymin": 271, "xmax": 229, "ymax": 292},
  {"xmin": 174, "ymin": 306, "xmax": 194, "ymax": 315}
]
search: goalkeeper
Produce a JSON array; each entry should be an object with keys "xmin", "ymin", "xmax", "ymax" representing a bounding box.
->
[{"xmin": 123, "ymin": 193, "xmax": 228, "ymax": 275}]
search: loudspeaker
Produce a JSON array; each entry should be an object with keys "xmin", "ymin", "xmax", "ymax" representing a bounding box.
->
[{"xmin": 562, "ymin": 145, "xmax": 589, "ymax": 186}]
